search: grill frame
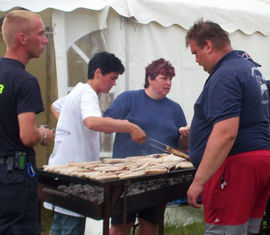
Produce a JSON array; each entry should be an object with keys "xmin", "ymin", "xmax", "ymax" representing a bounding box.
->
[{"xmin": 38, "ymin": 168, "xmax": 195, "ymax": 235}]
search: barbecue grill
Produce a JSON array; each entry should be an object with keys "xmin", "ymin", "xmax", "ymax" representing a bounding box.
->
[{"xmin": 38, "ymin": 167, "xmax": 195, "ymax": 235}]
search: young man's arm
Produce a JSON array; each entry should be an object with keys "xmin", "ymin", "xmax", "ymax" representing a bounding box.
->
[
  {"xmin": 50, "ymin": 105, "xmax": 60, "ymax": 120},
  {"xmin": 50, "ymin": 95, "xmax": 67, "ymax": 120},
  {"xmin": 84, "ymin": 116, "xmax": 146, "ymax": 144}
]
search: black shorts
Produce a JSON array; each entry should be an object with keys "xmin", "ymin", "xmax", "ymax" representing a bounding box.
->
[{"xmin": 111, "ymin": 204, "xmax": 166, "ymax": 225}]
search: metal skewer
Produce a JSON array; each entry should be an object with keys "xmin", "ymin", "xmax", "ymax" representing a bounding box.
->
[
  {"xmin": 147, "ymin": 138, "xmax": 171, "ymax": 154},
  {"xmin": 147, "ymin": 138, "xmax": 168, "ymax": 147},
  {"xmin": 149, "ymin": 143, "xmax": 170, "ymax": 154},
  {"xmin": 147, "ymin": 138, "xmax": 190, "ymax": 161}
]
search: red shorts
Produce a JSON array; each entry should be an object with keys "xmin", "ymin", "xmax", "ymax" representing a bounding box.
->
[{"xmin": 202, "ymin": 150, "xmax": 270, "ymax": 226}]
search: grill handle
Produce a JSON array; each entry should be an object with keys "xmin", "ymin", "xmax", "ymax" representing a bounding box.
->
[{"xmin": 42, "ymin": 187, "xmax": 69, "ymax": 198}]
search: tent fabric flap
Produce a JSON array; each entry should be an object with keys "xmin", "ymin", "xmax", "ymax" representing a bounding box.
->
[
  {"xmin": 1, "ymin": 0, "xmax": 270, "ymax": 35},
  {"xmin": 52, "ymin": 7, "xmax": 109, "ymax": 97}
]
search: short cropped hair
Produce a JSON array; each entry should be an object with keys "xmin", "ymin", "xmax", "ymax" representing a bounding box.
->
[
  {"xmin": 144, "ymin": 58, "xmax": 175, "ymax": 88},
  {"xmin": 185, "ymin": 19, "xmax": 231, "ymax": 49},
  {"xmin": 87, "ymin": 52, "xmax": 125, "ymax": 79},
  {"xmin": 2, "ymin": 10, "xmax": 41, "ymax": 47}
]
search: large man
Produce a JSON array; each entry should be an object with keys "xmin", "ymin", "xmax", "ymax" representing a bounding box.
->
[
  {"xmin": 0, "ymin": 10, "xmax": 54, "ymax": 234},
  {"xmin": 45, "ymin": 51, "xmax": 146, "ymax": 235},
  {"xmin": 186, "ymin": 19, "xmax": 270, "ymax": 234}
]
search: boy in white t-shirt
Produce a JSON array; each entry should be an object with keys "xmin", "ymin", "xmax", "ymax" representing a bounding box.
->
[{"xmin": 46, "ymin": 52, "xmax": 146, "ymax": 235}]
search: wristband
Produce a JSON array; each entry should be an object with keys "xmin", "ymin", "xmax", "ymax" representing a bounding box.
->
[{"xmin": 40, "ymin": 131, "xmax": 47, "ymax": 145}]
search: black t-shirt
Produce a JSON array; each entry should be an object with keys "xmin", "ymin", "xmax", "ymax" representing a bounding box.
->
[{"xmin": 0, "ymin": 58, "xmax": 44, "ymax": 155}]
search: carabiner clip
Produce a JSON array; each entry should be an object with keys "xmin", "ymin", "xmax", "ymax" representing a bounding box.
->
[{"xmin": 27, "ymin": 162, "xmax": 36, "ymax": 178}]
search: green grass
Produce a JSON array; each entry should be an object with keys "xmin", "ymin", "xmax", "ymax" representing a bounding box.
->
[
  {"xmin": 41, "ymin": 206, "xmax": 53, "ymax": 235},
  {"xmin": 163, "ymin": 223, "xmax": 204, "ymax": 235},
  {"xmin": 40, "ymin": 206, "xmax": 205, "ymax": 235}
]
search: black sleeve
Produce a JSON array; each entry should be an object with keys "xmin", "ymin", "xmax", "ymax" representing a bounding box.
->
[{"xmin": 16, "ymin": 76, "xmax": 44, "ymax": 115}]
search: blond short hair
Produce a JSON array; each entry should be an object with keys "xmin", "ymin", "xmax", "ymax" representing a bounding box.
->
[{"xmin": 1, "ymin": 10, "xmax": 41, "ymax": 47}]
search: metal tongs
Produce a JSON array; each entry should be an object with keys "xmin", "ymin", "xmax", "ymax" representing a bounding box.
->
[
  {"xmin": 147, "ymin": 138, "xmax": 190, "ymax": 161},
  {"xmin": 40, "ymin": 125, "xmax": 71, "ymax": 136},
  {"xmin": 147, "ymin": 138, "xmax": 170, "ymax": 154},
  {"xmin": 51, "ymin": 128, "xmax": 71, "ymax": 136}
]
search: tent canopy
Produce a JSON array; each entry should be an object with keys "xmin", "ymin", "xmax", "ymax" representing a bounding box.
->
[{"xmin": 1, "ymin": 0, "xmax": 270, "ymax": 35}]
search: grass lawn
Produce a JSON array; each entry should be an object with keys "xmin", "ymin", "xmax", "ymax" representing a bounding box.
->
[
  {"xmin": 41, "ymin": 206, "xmax": 53, "ymax": 235},
  {"xmin": 164, "ymin": 223, "xmax": 204, "ymax": 235},
  {"xmin": 40, "ymin": 206, "xmax": 204, "ymax": 235}
]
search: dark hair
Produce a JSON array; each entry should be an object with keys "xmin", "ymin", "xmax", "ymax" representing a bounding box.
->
[
  {"xmin": 87, "ymin": 51, "xmax": 125, "ymax": 79},
  {"xmin": 144, "ymin": 58, "xmax": 175, "ymax": 88},
  {"xmin": 185, "ymin": 19, "xmax": 231, "ymax": 49}
]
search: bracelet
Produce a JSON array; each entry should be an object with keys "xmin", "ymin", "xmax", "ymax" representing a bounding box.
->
[{"xmin": 40, "ymin": 131, "xmax": 47, "ymax": 145}]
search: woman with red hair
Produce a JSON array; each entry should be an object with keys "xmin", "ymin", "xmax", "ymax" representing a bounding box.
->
[{"xmin": 104, "ymin": 58, "xmax": 189, "ymax": 235}]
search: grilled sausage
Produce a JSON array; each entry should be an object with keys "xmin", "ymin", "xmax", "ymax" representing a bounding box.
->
[{"xmin": 166, "ymin": 146, "xmax": 190, "ymax": 161}]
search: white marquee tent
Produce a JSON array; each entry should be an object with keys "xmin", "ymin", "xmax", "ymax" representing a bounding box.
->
[{"xmin": 1, "ymin": 0, "xmax": 270, "ymax": 123}]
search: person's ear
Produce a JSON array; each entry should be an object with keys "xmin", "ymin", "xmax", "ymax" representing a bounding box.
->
[
  {"xmin": 17, "ymin": 32, "xmax": 26, "ymax": 45},
  {"xmin": 94, "ymin": 68, "xmax": 101, "ymax": 79},
  {"xmin": 204, "ymin": 40, "xmax": 213, "ymax": 54},
  {"xmin": 147, "ymin": 76, "xmax": 152, "ymax": 84}
]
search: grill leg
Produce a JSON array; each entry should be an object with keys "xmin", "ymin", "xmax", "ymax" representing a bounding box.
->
[
  {"xmin": 158, "ymin": 216, "xmax": 164, "ymax": 235},
  {"xmin": 158, "ymin": 204, "xmax": 167, "ymax": 235},
  {"xmin": 103, "ymin": 187, "xmax": 111, "ymax": 235}
]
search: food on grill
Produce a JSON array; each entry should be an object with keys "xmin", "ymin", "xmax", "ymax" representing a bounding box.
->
[
  {"xmin": 39, "ymin": 152, "xmax": 195, "ymax": 235},
  {"xmin": 58, "ymin": 166, "xmax": 79, "ymax": 175},
  {"xmin": 145, "ymin": 168, "xmax": 168, "ymax": 174},
  {"xmin": 165, "ymin": 147, "xmax": 190, "ymax": 160},
  {"xmin": 102, "ymin": 158, "xmax": 126, "ymax": 164},
  {"xmin": 134, "ymin": 161, "xmax": 150, "ymax": 171},
  {"xmin": 118, "ymin": 170, "xmax": 147, "ymax": 179},
  {"xmin": 68, "ymin": 161, "xmax": 102, "ymax": 167},
  {"xmin": 175, "ymin": 161, "xmax": 194, "ymax": 169},
  {"xmin": 94, "ymin": 173, "xmax": 119, "ymax": 181},
  {"xmin": 43, "ymin": 164, "xmax": 70, "ymax": 172},
  {"xmin": 43, "ymin": 153, "xmax": 193, "ymax": 181},
  {"xmin": 159, "ymin": 154, "xmax": 185, "ymax": 162},
  {"xmin": 71, "ymin": 171, "xmax": 101, "ymax": 178}
]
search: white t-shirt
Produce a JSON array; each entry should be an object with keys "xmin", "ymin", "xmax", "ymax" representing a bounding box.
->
[{"xmin": 44, "ymin": 82, "xmax": 101, "ymax": 217}]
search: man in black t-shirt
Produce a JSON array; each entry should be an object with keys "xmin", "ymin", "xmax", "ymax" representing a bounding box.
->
[{"xmin": 0, "ymin": 10, "xmax": 54, "ymax": 234}]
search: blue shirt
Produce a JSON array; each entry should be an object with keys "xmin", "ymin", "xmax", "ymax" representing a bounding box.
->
[
  {"xmin": 189, "ymin": 50, "xmax": 270, "ymax": 168},
  {"xmin": 104, "ymin": 89, "xmax": 187, "ymax": 158}
]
